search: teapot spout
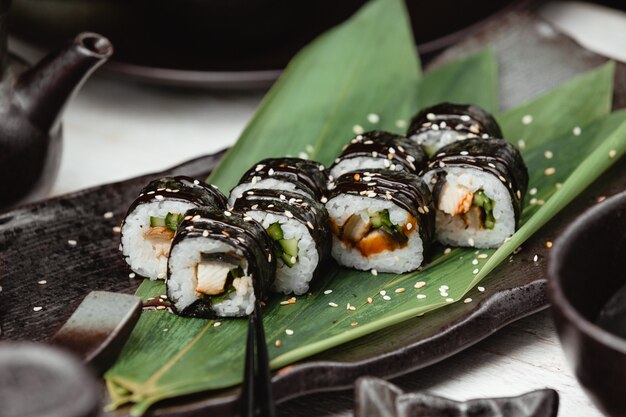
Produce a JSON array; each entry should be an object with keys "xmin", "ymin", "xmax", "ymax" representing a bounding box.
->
[{"xmin": 14, "ymin": 32, "xmax": 113, "ymax": 133}]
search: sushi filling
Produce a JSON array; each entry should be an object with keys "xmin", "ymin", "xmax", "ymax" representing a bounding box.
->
[
  {"xmin": 145, "ymin": 212, "xmax": 184, "ymax": 240},
  {"xmin": 266, "ymin": 222, "xmax": 299, "ymax": 267},
  {"xmin": 436, "ymin": 183, "xmax": 495, "ymax": 230},
  {"xmin": 333, "ymin": 209, "xmax": 416, "ymax": 256},
  {"xmin": 196, "ymin": 253, "xmax": 252, "ymax": 304}
]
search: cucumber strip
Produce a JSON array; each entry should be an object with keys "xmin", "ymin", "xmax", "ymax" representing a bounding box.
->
[
  {"xmin": 150, "ymin": 216, "xmax": 166, "ymax": 227},
  {"xmin": 279, "ymin": 239, "xmax": 299, "ymax": 257},
  {"xmin": 266, "ymin": 222, "xmax": 284, "ymax": 240},
  {"xmin": 281, "ymin": 251, "xmax": 297, "ymax": 267},
  {"xmin": 165, "ymin": 212, "xmax": 183, "ymax": 230}
]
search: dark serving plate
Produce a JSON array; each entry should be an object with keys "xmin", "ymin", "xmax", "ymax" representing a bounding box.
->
[
  {"xmin": 8, "ymin": 0, "xmax": 526, "ymax": 89},
  {"xmin": 1, "ymin": 9, "xmax": 626, "ymax": 417}
]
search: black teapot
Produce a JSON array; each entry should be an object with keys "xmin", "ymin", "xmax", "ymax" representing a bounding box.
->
[{"xmin": 0, "ymin": 0, "xmax": 112, "ymax": 210}]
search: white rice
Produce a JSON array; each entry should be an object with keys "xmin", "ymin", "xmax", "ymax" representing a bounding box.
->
[
  {"xmin": 167, "ymin": 238, "xmax": 255, "ymax": 317},
  {"xmin": 245, "ymin": 211, "xmax": 318, "ymax": 295},
  {"xmin": 121, "ymin": 200, "xmax": 195, "ymax": 280},
  {"xmin": 325, "ymin": 195, "xmax": 424, "ymax": 273},
  {"xmin": 228, "ymin": 179, "xmax": 311, "ymax": 207},
  {"xmin": 422, "ymin": 166, "xmax": 515, "ymax": 248},
  {"xmin": 329, "ymin": 157, "xmax": 405, "ymax": 179},
  {"xmin": 409, "ymin": 130, "xmax": 467, "ymax": 156}
]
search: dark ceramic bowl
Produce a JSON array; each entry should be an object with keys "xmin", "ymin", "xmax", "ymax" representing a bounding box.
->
[{"xmin": 549, "ymin": 191, "xmax": 626, "ymax": 417}]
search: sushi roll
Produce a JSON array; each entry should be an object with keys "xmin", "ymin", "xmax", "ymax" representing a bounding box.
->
[
  {"xmin": 325, "ymin": 169, "xmax": 435, "ymax": 273},
  {"xmin": 421, "ymin": 138, "xmax": 528, "ymax": 248},
  {"xmin": 120, "ymin": 176, "xmax": 227, "ymax": 280},
  {"xmin": 407, "ymin": 103, "xmax": 503, "ymax": 156},
  {"xmin": 167, "ymin": 207, "xmax": 276, "ymax": 318},
  {"xmin": 232, "ymin": 189, "xmax": 331, "ymax": 295},
  {"xmin": 228, "ymin": 157, "xmax": 328, "ymax": 206},
  {"xmin": 328, "ymin": 131, "xmax": 427, "ymax": 179}
]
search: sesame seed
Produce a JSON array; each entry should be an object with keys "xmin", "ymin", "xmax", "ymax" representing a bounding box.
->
[
  {"xmin": 202, "ymin": 230, "xmax": 209, "ymax": 237},
  {"xmin": 522, "ymin": 115, "xmax": 533, "ymax": 125},
  {"xmin": 298, "ymin": 152, "xmax": 309, "ymax": 160},
  {"xmin": 307, "ymin": 221, "xmax": 314, "ymax": 229},
  {"xmin": 67, "ymin": 239, "xmax": 77, "ymax": 246},
  {"xmin": 383, "ymin": 295, "xmax": 391, "ymax": 301},
  {"xmin": 103, "ymin": 211, "xmax": 114, "ymax": 219},
  {"xmin": 464, "ymin": 298, "xmax": 473, "ymax": 304},
  {"xmin": 440, "ymin": 292, "xmax": 449, "ymax": 297},
  {"xmin": 213, "ymin": 322, "xmax": 222, "ymax": 327},
  {"xmin": 112, "ymin": 226, "xmax": 121, "ymax": 233},
  {"xmin": 290, "ymin": 256, "xmax": 297, "ymax": 264},
  {"xmin": 544, "ymin": 150, "xmax": 553, "ymax": 159},
  {"xmin": 288, "ymin": 297, "xmax": 296, "ymax": 304},
  {"xmin": 417, "ymin": 207, "xmax": 425, "ymax": 214},
  {"xmin": 155, "ymin": 195, "xmax": 164, "ymax": 201},
  {"xmin": 406, "ymin": 223, "xmax": 413, "ymax": 230},
  {"xmin": 546, "ymin": 241, "xmax": 553, "ymax": 248},
  {"xmin": 371, "ymin": 269, "xmax": 378, "ymax": 276},
  {"xmin": 609, "ymin": 149, "xmax": 617, "ymax": 158},
  {"xmin": 280, "ymin": 300, "xmax": 290, "ymax": 305},
  {"xmin": 417, "ymin": 294, "xmax": 427, "ymax": 299},
  {"xmin": 157, "ymin": 273, "xmax": 166, "ymax": 279},
  {"xmin": 380, "ymin": 290, "xmax": 386, "ymax": 296},
  {"xmin": 367, "ymin": 297, "xmax": 373, "ymax": 304},
  {"xmin": 530, "ymin": 198, "xmax": 538, "ymax": 205},
  {"xmin": 351, "ymin": 322, "xmax": 358, "ymax": 327},
  {"xmin": 446, "ymin": 298, "xmax": 454, "ymax": 303},
  {"xmin": 472, "ymin": 268, "xmax": 479, "ymax": 274},
  {"xmin": 163, "ymin": 328, "xmax": 169, "ymax": 332},
  {"xmin": 478, "ymin": 286, "xmax": 485, "ymax": 292},
  {"xmin": 545, "ymin": 167, "xmax": 555, "ymax": 176},
  {"xmin": 156, "ymin": 305, "xmax": 166, "ymax": 310},
  {"xmin": 426, "ymin": 113, "xmax": 436, "ymax": 120},
  {"xmin": 472, "ymin": 259, "xmax": 479, "ymax": 265},
  {"xmin": 284, "ymin": 210, "xmax": 294, "ymax": 218},
  {"xmin": 129, "ymin": 273, "xmax": 136, "ymax": 279},
  {"xmin": 329, "ymin": 302, "xmax": 338, "ymax": 308},
  {"xmin": 573, "ymin": 126, "xmax": 582, "ymax": 136},
  {"xmin": 224, "ymin": 211, "xmax": 232, "ymax": 216},
  {"xmin": 597, "ymin": 196, "xmax": 607, "ymax": 203},
  {"xmin": 555, "ymin": 183, "xmax": 562, "ymax": 189},
  {"xmin": 349, "ymin": 306, "xmax": 356, "ymax": 311},
  {"xmin": 395, "ymin": 288, "xmax": 405, "ymax": 294},
  {"xmin": 414, "ymin": 281, "xmax": 426, "ymax": 289},
  {"xmin": 285, "ymin": 329, "xmax": 294, "ymax": 336},
  {"xmin": 536, "ymin": 199, "xmax": 545, "ymax": 205},
  {"xmin": 468, "ymin": 238, "xmax": 475, "ymax": 246},
  {"xmin": 478, "ymin": 254, "xmax": 488, "ymax": 259},
  {"xmin": 353, "ymin": 125, "xmax": 365, "ymax": 134},
  {"xmin": 529, "ymin": 188, "xmax": 537, "ymax": 195},
  {"xmin": 395, "ymin": 119, "xmax": 407, "ymax": 128},
  {"xmin": 244, "ymin": 216, "xmax": 253, "ymax": 222},
  {"xmin": 193, "ymin": 180, "xmax": 200, "ymax": 185},
  {"xmin": 306, "ymin": 144, "xmax": 315, "ymax": 154},
  {"xmin": 37, "ymin": 280, "xmax": 47, "ymax": 285},
  {"xmin": 367, "ymin": 113, "xmax": 380, "ymax": 123},
  {"xmin": 440, "ymin": 285, "xmax": 449, "ymax": 290},
  {"xmin": 33, "ymin": 306, "xmax": 43, "ymax": 312},
  {"xmin": 275, "ymin": 340, "xmax": 281, "ymax": 348},
  {"xmin": 533, "ymin": 255, "xmax": 539, "ymax": 262},
  {"xmin": 324, "ymin": 289, "xmax": 333, "ymax": 295},
  {"xmin": 444, "ymin": 248, "xmax": 452, "ymax": 255},
  {"xmin": 518, "ymin": 139, "xmax": 526, "ymax": 150}
]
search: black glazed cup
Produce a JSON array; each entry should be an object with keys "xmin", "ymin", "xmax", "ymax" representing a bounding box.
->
[{"xmin": 548, "ymin": 190, "xmax": 626, "ymax": 417}]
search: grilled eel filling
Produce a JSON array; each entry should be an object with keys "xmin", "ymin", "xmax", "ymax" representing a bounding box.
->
[
  {"xmin": 332, "ymin": 209, "xmax": 417, "ymax": 256},
  {"xmin": 195, "ymin": 253, "xmax": 250, "ymax": 303},
  {"xmin": 437, "ymin": 182, "xmax": 495, "ymax": 230}
]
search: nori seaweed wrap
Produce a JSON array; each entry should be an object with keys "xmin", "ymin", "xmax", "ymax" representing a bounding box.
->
[
  {"xmin": 325, "ymin": 169, "xmax": 435, "ymax": 273},
  {"xmin": 120, "ymin": 176, "xmax": 228, "ymax": 280},
  {"xmin": 229, "ymin": 157, "xmax": 329, "ymax": 205},
  {"xmin": 421, "ymin": 138, "xmax": 528, "ymax": 248},
  {"xmin": 166, "ymin": 207, "xmax": 276, "ymax": 318},
  {"xmin": 329, "ymin": 130, "xmax": 428, "ymax": 179},
  {"xmin": 232, "ymin": 188, "xmax": 331, "ymax": 294},
  {"xmin": 407, "ymin": 102, "xmax": 503, "ymax": 156}
]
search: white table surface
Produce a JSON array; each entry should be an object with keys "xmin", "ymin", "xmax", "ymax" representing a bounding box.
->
[{"xmin": 44, "ymin": 2, "xmax": 622, "ymax": 416}]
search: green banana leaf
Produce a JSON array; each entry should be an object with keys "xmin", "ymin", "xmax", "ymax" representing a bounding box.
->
[{"xmin": 104, "ymin": 0, "xmax": 626, "ymax": 415}]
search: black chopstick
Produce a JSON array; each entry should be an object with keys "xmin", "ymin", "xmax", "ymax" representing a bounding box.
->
[{"xmin": 240, "ymin": 300, "xmax": 276, "ymax": 417}]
